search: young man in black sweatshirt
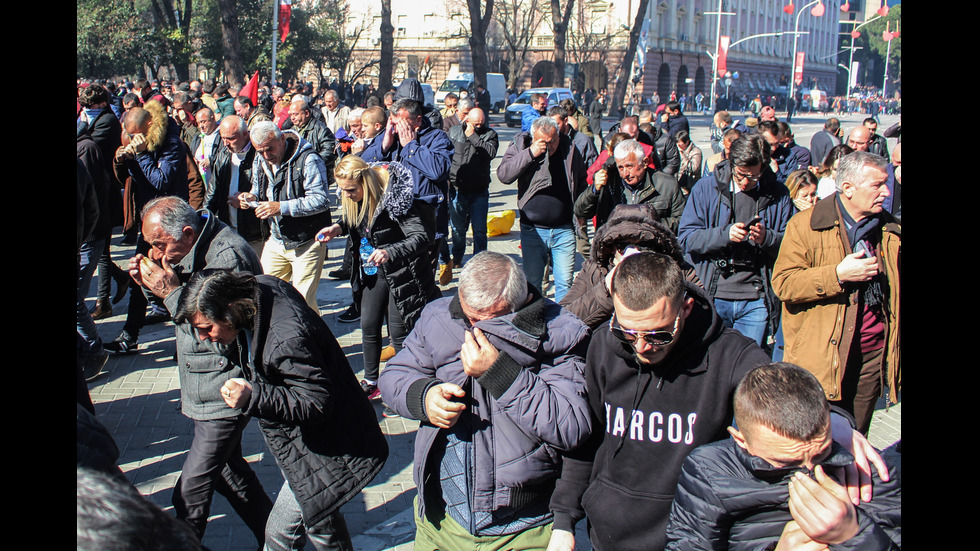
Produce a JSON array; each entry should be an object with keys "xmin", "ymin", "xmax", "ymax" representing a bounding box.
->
[{"xmin": 547, "ymin": 252, "xmax": 891, "ymax": 551}]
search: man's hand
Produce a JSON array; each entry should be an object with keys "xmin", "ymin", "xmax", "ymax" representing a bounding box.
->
[
  {"xmin": 788, "ymin": 467, "xmax": 860, "ymax": 545},
  {"xmin": 395, "ymin": 117, "xmax": 417, "ymax": 148},
  {"xmin": 131, "ymin": 254, "xmax": 181, "ymax": 299},
  {"xmin": 546, "ymin": 528, "xmax": 576, "ymax": 551},
  {"xmin": 382, "ymin": 116, "xmax": 399, "ymax": 151},
  {"xmin": 424, "ymin": 383, "xmax": 466, "ymax": 428},
  {"xmin": 748, "ymin": 220, "xmax": 767, "ymax": 245},
  {"xmin": 460, "ymin": 327, "xmax": 499, "ymax": 378},
  {"xmin": 351, "ymin": 138, "xmax": 366, "ymax": 154},
  {"xmin": 130, "ymin": 133, "xmax": 148, "ymax": 154},
  {"xmin": 529, "ymin": 136, "xmax": 550, "ymax": 158},
  {"xmin": 829, "ymin": 413, "xmax": 889, "ymax": 504},
  {"xmin": 254, "ymin": 201, "xmax": 281, "ymax": 220},
  {"xmin": 221, "ymin": 378, "xmax": 252, "ymax": 409},
  {"xmin": 238, "ymin": 192, "xmax": 259, "ymax": 210},
  {"xmin": 114, "ymin": 145, "xmax": 135, "ymax": 163},
  {"xmin": 464, "ymin": 120, "xmax": 477, "ymax": 137},
  {"xmin": 729, "ymin": 222, "xmax": 749, "ymax": 243},
  {"xmin": 836, "ymin": 251, "xmax": 879, "ymax": 283},
  {"xmin": 775, "ymin": 520, "xmax": 830, "ymax": 551},
  {"xmin": 594, "ymin": 168, "xmax": 608, "ymax": 191}
]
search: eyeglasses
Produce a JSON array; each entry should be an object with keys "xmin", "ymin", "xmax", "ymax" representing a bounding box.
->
[
  {"xmin": 733, "ymin": 169, "xmax": 761, "ymax": 183},
  {"xmin": 609, "ymin": 310, "xmax": 682, "ymax": 347}
]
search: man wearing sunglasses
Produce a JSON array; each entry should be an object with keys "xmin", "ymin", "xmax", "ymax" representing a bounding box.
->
[
  {"xmin": 548, "ymin": 252, "xmax": 890, "ymax": 551},
  {"xmin": 677, "ymin": 135, "xmax": 793, "ymax": 353}
]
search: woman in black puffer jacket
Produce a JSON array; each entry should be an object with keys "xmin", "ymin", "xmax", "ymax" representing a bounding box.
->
[
  {"xmin": 561, "ymin": 203, "xmax": 702, "ymax": 330},
  {"xmin": 317, "ymin": 156, "xmax": 440, "ymax": 397}
]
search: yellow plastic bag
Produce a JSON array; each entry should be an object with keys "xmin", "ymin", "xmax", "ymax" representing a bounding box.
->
[{"xmin": 486, "ymin": 210, "xmax": 516, "ymax": 237}]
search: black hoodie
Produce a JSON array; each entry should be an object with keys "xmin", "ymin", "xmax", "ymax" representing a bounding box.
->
[{"xmin": 550, "ymin": 281, "xmax": 772, "ymax": 550}]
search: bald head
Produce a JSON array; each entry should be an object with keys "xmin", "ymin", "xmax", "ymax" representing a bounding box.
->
[
  {"xmin": 466, "ymin": 107, "xmax": 487, "ymax": 133},
  {"xmin": 219, "ymin": 115, "xmax": 249, "ymax": 152},
  {"xmin": 125, "ymin": 107, "xmax": 152, "ymax": 135},
  {"xmin": 847, "ymin": 126, "xmax": 872, "ymax": 152},
  {"xmin": 892, "ymin": 143, "xmax": 901, "ymax": 167}
]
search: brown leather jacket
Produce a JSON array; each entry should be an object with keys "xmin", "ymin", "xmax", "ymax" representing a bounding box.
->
[{"xmin": 772, "ymin": 195, "xmax": 901, "ymax": 403}]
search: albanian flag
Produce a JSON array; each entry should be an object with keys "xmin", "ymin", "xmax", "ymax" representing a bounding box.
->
[{"xmin": 279, "ymin": 0, "xmax": 292, "ymax": 43}]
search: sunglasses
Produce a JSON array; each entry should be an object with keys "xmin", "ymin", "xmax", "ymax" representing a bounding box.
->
[{"xmin": 609, "ymin": 310, "xmax": 682, "ymax": 347}]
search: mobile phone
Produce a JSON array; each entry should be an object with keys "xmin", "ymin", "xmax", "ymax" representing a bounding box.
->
[{"xmin": 747, "ymin": 215, "xmax": 763, "ymax": 228}]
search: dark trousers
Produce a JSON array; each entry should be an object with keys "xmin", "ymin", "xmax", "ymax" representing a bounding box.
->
[
  {"xmin": 122, "ymin": 236, "xmax": 150, "ymax": 337},
  {"xmin": 96, "ymin": 241, "xmax": 128, "ymax": 301},
  {"xmin": 832, "ymin": 345, "xmax": 885, "ymax": 435},
  {"xmin": 359, "ymin": 271, "xmax": 406, "ymax": 382},
  {"xmin": 172, "ymin": 415, "xmax": 273, "ymax": 544}
]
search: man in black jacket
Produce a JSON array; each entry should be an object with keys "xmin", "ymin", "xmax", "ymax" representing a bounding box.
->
[
  {"xmin": 447, "ymin": 107, "xmax": 498, "ymax": 268},
  {"xmin": 546, "ymin": 252, "xmax": 891, "ymax": 551},
  {"xmin": 665, "ymin": 363, "xmax": 900, "ymax": 550},
  {"xmin": 205, "ymin": 115, "xmax": 267, "ymax": 257}
]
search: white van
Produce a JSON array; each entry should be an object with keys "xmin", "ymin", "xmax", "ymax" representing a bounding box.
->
[{"xmin": 436, "ymin": 73, "xmax": 507, "ymax": 113}]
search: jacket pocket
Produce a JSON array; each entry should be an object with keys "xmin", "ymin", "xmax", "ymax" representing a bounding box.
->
[{"xmin": 179, "ymin": 350, "xmax": 241, "ymax": 409}]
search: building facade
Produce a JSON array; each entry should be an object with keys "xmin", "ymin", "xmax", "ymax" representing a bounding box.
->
[{"xmin": 338, "ymin": 0, "xmax": 842, "ymax": 108}]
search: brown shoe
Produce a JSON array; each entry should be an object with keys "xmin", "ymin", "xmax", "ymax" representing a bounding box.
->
[
  {"xmin": 380, "ymin": 345, "xmax": 396, "ymax": 362},
  {"xmin": 91, "ymin": 299, "xmax": 112, "ymax": 320},
  {"xmin": 438, "ymin": 260, "xmax": 454, "ymax": 286}
]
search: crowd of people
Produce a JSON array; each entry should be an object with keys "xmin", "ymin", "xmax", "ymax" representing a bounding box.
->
[{"xmin": 77, "ymin": 74, "xmax": 900, "ymax": 551}]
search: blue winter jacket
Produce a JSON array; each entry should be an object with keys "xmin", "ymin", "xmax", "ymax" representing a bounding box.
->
[{"xmin": 677, "ymin": 160, "xmax": 793, "ymax": 341}]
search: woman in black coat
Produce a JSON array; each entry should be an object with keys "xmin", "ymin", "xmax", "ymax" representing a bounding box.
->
[
  {"xmin": 317, "ymin": 156, "xmax": 440, "ymax": 399},
  {"xmin": 175, "ymin": 269, "xmax": 388, "ymax": 551}
]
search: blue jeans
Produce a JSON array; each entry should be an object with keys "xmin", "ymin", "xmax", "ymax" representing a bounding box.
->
[
  {"xmin": 449, "ymin": 189, "xmax": 490, "ymax": 263},
  {"xmin": 77, "ymin": 239, "xmax": 106, "ymax": 357},
  {"xmin": 713, "ymin": 297, "xmax": 769, "ymax": 348},
  {"xmin": 520, "ymin": 223, "xmax": 576, "ymax": 303}
]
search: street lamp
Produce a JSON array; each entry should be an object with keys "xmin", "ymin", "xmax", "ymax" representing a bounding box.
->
[{"xmin": 787, "ymin": 1, "xmax": 826, "ymax": 107}]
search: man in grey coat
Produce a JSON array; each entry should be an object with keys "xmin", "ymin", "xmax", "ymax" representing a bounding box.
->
[
  {"xmin": 129, "ymin": 196, "xmax": 271, "ymax": 546},
  {"xmin": 378, "ymin": 251, "xmax": 591, "ymax": 550}
]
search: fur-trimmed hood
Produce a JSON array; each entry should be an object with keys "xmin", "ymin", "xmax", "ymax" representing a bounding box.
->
[
  {"xmin": 371, "ymin": 161, "xmax": 416, "ymax": 223},
  {"xmin": 142, "ymin": 99, "xmax": 173, "ymax": 153}
]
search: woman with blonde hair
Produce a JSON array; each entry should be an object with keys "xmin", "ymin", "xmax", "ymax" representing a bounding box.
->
[
  {"xmin": 785, "ymin": 168, "xmax": 819, "ymax": 213},
  {"xmin": 317, "ymin": 155, "xmax": 439, "ymax": 404}
]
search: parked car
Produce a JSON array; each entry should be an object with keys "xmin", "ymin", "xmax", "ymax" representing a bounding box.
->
[
  {"xmin": 504, "ymin": 87, "xmax": 575, "ymax": 128},
  {"xmin": 436, "ymin": 73, "xmax": 507, "ymax": 113}
]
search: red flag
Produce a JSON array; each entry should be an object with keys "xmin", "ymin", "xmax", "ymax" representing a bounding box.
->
[
  {"xmin": 279, "ymin": 0, "xmax": 292, "ymax": 43},
  {"xmin": 793, "ymin": 52, "xmax": 805, "ymax": 86},
  {"xmin": 717, "ymin": 36, "xmax": 730, "ymax": 77},
  {"xmin": 240, "ymin": 71, "xmax": 260, "ymax": 106}
]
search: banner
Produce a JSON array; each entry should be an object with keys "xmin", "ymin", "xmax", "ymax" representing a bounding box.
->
[
  {"xmin": 279, "ymin": 0, "xmax": 292, "ymax": 43},
  {"xmin": 793, "ymin": 51, "xmax": 805, "ymax": 86},
  {"xmin": 717, "ymin": 36, "xmax": 730, "ymax": 77}
]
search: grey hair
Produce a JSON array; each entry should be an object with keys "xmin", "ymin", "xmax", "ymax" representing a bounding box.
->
[
  {"xmin": 614, "ymin": 138, "xmax": 647, "ymax": 162},
  {"xmin": 348, "ymin": 108, "xmax": 365, "ymax": 120},
  {"xmin": 141, "ymin": 196, "xmax": 201, "ymax": 238},
  {"xmin": 457, "ymin": 97, "xmax": 475, "ymax": 111},
  {"xmin": 835, "ymin": 151, "xmax": 889, "ymax": 193},
  {"xmin": 292, "ymin": 98, "xmax": 310, "ymax": 112},
  {"xmin": 458, "ymin": 251, "xmax": 528, "ymax": 314},
  {"xmin": 325, "ymin": 89, "xmax": 339, "ymax": 99},
  {"xmin": 530, "ymin": 115, "xmax": 559, "ymax": 136},
  {"xmin": 249, "ymin": 120, "xmax": 282, "ymax": 146}
]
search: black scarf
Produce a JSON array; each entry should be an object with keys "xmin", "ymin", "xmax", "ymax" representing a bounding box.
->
[{"xmin": 836, "ymin": 195, "xmax": 885, "ymax": 309}]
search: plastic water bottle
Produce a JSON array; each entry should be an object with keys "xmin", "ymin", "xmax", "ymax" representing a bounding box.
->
[{"xmin": 360, "ymin": 238, "xmax": 378, "ymax": 276}]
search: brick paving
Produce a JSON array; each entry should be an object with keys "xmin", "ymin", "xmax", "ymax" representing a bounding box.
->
[{"xmin": 82, "ymin": 109, "xmax": 901, "ymax": 550}]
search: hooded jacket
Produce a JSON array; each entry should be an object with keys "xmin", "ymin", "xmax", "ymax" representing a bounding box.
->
[
  {"xmin": 677, "ymin": 160, "xmax": 793, "ymax": 345},
  {"xmin": 378, "ymin": 286, "xmax": 591, "ymax": 526},
  {"xmin": 666, "ymin": 438, "xmax": 901, "ymax": 550},
  {"xmin": 561, "ymin": 204, "xmax": 702, "ymax": 330},
  {"xmin": 343, "ymin": 161, "xmax": 441, "ymax": 334},
  {"xmin": 245, "ymin": 275, "xmax": 389, "ymax": 534},
  {"xmin": 549, "ymin": 281, "xmax": 773, "ymax": 551},
  {"xmin": 117, "ymin": 99, "xmax": 189, "ymax": 215}
]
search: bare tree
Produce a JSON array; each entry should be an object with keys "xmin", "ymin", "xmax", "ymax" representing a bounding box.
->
[
  {"xmin": 610, "ymin": 0, "xmax": 650, "ymax": 117},
  {"xmin": 494, "ymin": 0, "xmax": 545, "ymax": 90},
  {"xmin": 378, "ymin": 0, "xmax": 394, "ymax": 93},
  {"xmin": 466, "ymin": 0, "xmax": 495, "ymax": 88},
  {"xmin": 565, "ymin": 3, "xmax": 626, "ymax": 92},
  {"xmin": 549, "ymin": 0, "xmax": 575, "ymax": 88}
]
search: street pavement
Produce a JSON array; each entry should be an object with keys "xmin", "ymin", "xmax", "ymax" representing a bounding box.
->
[{"xmin": 82, "ymin": 107, "xmax": 901, "ymax": 551}]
